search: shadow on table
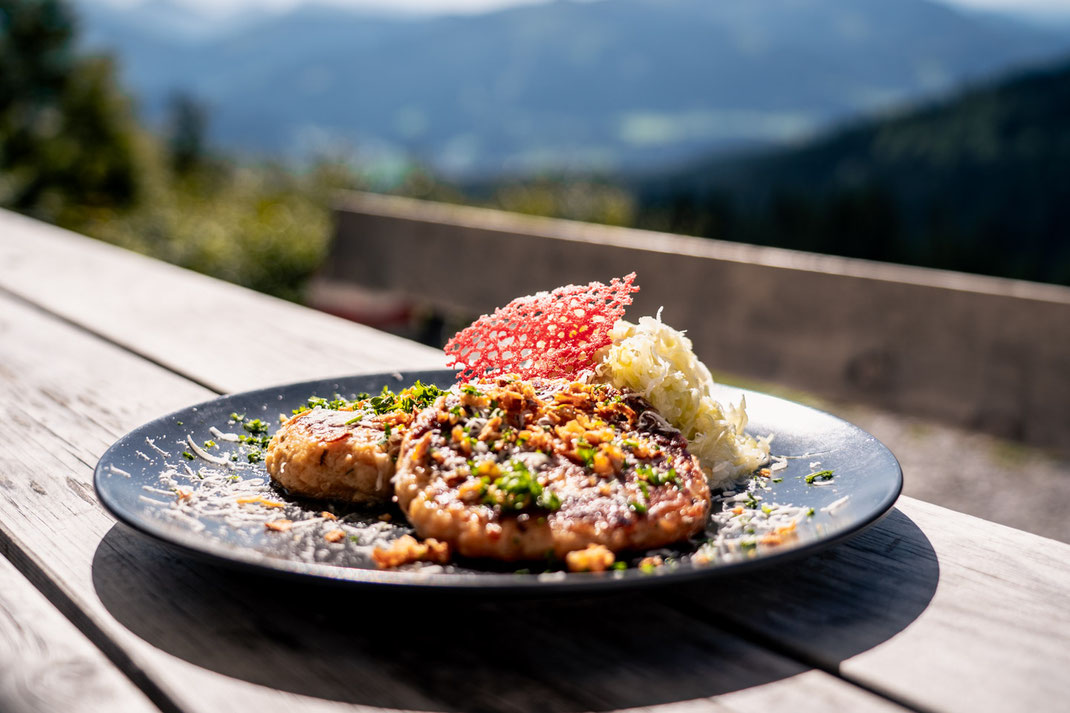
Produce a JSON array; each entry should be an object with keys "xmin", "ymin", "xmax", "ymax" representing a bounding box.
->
[{"xmin": 92, "ymin": 508, "xmax": 937, "ymax": 711}]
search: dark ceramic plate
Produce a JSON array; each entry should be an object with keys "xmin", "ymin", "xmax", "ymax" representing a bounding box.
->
[{"xmin": 94, "ymin": 369, "xmax": 901, "ymax": 592}]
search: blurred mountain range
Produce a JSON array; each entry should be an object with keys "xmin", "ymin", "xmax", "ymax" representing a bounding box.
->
[
  {"xmin": 74, "ymin": 0, "xmax": 1070, "ymax": 176},
  {"xmin": 635, "ymin": 58, "xmax": 1070, "ymax": 285}
]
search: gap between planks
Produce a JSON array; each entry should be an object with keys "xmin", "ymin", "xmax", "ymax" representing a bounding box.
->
[
  {"xmin": 0, "ymin": 549, "xmax": 159, "ymax": 713},
  {"xmin": 0, "ymin": 284, "xmax": 225, "ymax": 395},
  {"xmin": 0, "ymin": 531, "xmax": 185, "ymax": 713}
]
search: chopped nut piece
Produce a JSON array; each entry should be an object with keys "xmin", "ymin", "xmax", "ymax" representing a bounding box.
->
[
  {"xmin": 324, "ymin": 529, "xmax": 346, "ymax": 543},
  {"xmin": 692, "ymin": 549, "xmax": 715, "ymax": 566},
  {"xmin": 476, "ymin": 460, "xmax": 501, "ymax": 478},
  {"xmin": 638, "ymin": 555, "xmax": 664, "ymax": 571},
  {"xmin": 566, "ymin": 544, "xmax": 615, "ymax": 572},
  {"xmin": 592, "ymin": 452, "xmax": 614, "ymax": 476},
  {"xmin": 236, "ymin": 496, "xmax": 285, "ymax": 508},
  {"xmin": 457, "ymin": 479, "xmax": 486, "ymax": 503},
  {"xmin": 265, "ymin": 519, "xmax": 293, "ymax": 532},
  {"xmin": 409, "ymin": 432, "xmax": 433, "ymax": 463},
  {"xmin": 372, "ymin": 534, "xmax": 450, "ymax": 569},
  {"xmin": 478, "ymin": 417, "xmax": 502, "ymax": 441}
]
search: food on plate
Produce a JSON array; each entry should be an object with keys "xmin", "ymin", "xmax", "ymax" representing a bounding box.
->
[
  {"xmin": 251, "ymin": 273, "xmax": 779, "ymax": 570},
  {"xmin": 371, "ymin": 534, "xmax": 450, "ymax": 569},
  {"xmin": 392, "ymin": 376, "xmax": 710, "ymax": 561},
  {"xmin": 266, "ymin": 409, "xmax": 399, "ymax": 503},
  {"xmin": 595, "ymin": 312, "xmax": 770, "ymax": 488},
  {"xmin": 445, "ymin": 272, "xmax": 769, "ymax": 489},
  {"xmin": 265, "ymin": 383, "xmax": 442, "ymax": 503}
]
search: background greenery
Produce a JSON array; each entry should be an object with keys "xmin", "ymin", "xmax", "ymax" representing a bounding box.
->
[{"xmin": 1, "ymin": 0, "xmax": 363, "ymax": 301}]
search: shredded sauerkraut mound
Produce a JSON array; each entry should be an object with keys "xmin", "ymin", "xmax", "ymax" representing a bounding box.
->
[{"xmin": 594, "ymin": 312, "xmax": 770, "ymax": 488}]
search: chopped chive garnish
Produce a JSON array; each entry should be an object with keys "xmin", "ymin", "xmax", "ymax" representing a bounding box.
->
[{"xmin": 805, "ymin": 470, "xmax": 835, "ymax": 484}]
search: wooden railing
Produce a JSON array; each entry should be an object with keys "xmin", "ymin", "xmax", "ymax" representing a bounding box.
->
[{"xmin": 317, "ymin": 191, "xmax": 1070, "ymax": 454}]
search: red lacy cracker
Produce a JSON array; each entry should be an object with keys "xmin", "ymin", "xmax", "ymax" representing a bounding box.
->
[{"xmin": 444, "ymin": 273, "xmax": 639, "ymax": 380}]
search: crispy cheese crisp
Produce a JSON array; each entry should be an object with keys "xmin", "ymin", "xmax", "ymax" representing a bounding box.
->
[{"xmin": 444, "ymin": 273, "xmax": 638, "ymax": 380}]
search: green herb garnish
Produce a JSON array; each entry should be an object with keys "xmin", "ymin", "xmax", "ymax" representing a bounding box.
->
[
  {"xmin": 647, "ymin": 467, "xmax": 677, "ymax": 486},
  {"xmin": 483, "ymin": 460, "xmax": 560, "ymax": 511},
  {"xmin": 805, "ymin": 470, "xmax": 835, "ymax": 484},
  {"xmin": 293, "ymin": 395, "xmax": 362, "ymax": 415},
  {"xmin": 242, "ymin": 418, "xmax": 269, "ymax": 435}
]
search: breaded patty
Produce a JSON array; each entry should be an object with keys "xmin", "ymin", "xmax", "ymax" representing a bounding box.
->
[
  {"xmin": 266, "ymin": 383, "xmax": 444, "ymax": 504},
  {"xmin": 394, "ymin": 377, "xmax": 710, "ymax": 561},
  {"xmin": 265, "ymin": 408, "xmax": 406, "ymax": 504}
]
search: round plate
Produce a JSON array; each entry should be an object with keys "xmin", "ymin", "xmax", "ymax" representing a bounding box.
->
[{"xmin": 94, "ymin": 369, "xmax": 902, "ymax": 592}]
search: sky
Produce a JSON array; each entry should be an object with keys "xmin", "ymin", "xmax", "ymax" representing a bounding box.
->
[{"xmin": 93, "ymin": 0, "xmax": 1070, "ymax": 21}]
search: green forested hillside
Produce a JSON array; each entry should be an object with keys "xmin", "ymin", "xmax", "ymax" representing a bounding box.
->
[
  {"xmin": 0, "ymin": 0, "xmax": 359, "ymax": 301},
  {"xmin": 636, "ymin": 59, "xmax": 1070, "ymax": 285}
]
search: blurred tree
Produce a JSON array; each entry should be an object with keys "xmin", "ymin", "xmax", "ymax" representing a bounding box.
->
[
  {"xmin": 165, "ymin": 91, "xmax": 207, "ymax": 178},
  {"xmin": 0, "ymin": 0, "xmax": 141, "ymax": 226}
]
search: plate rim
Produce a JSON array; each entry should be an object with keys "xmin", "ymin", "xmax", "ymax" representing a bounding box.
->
[{"xmin": 94, "ymin": 369, "xmax": 904, "ymax": 592}]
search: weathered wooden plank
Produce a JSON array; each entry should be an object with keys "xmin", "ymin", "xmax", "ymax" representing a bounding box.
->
[
  {"xmin": 0, "ymin": 293, "xmax": 903, "ymax": 713},
  {"xmin": 0, "ymin": 554, "xmax": 159, "ymax": 713},
  {"xmin": 0, "ymin": 296, "xmax": 445, "ymax": 713},
  {"xmin": 0, "ymin": 209, "xmax": 444, "ymax": 394},
  {"xmin": 661, "ymin": 499, "xmax": 1070, "ymax": 713}
]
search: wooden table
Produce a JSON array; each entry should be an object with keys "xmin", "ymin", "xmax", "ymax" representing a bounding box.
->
[{"xmin": 1, "ymin": 209, "xmax": 1067, "ymax": 713}]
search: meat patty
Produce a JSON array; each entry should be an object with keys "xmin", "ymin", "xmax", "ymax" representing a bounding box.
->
[
  {"xmin": 266, "ymin": 382, "xmax": 444, "ymax": 504},
  {"xmin": 394, "ymin": 377, "xmax": 710, "ymax": 561},
  {"xmin": 265, "ymin": 408, "xmax": 405, "ymax": 504}
]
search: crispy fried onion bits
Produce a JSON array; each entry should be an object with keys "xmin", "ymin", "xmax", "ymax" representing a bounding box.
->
[{"xmin": 393, "ymin": 376, "xmax": 710, "ymax": 561}]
